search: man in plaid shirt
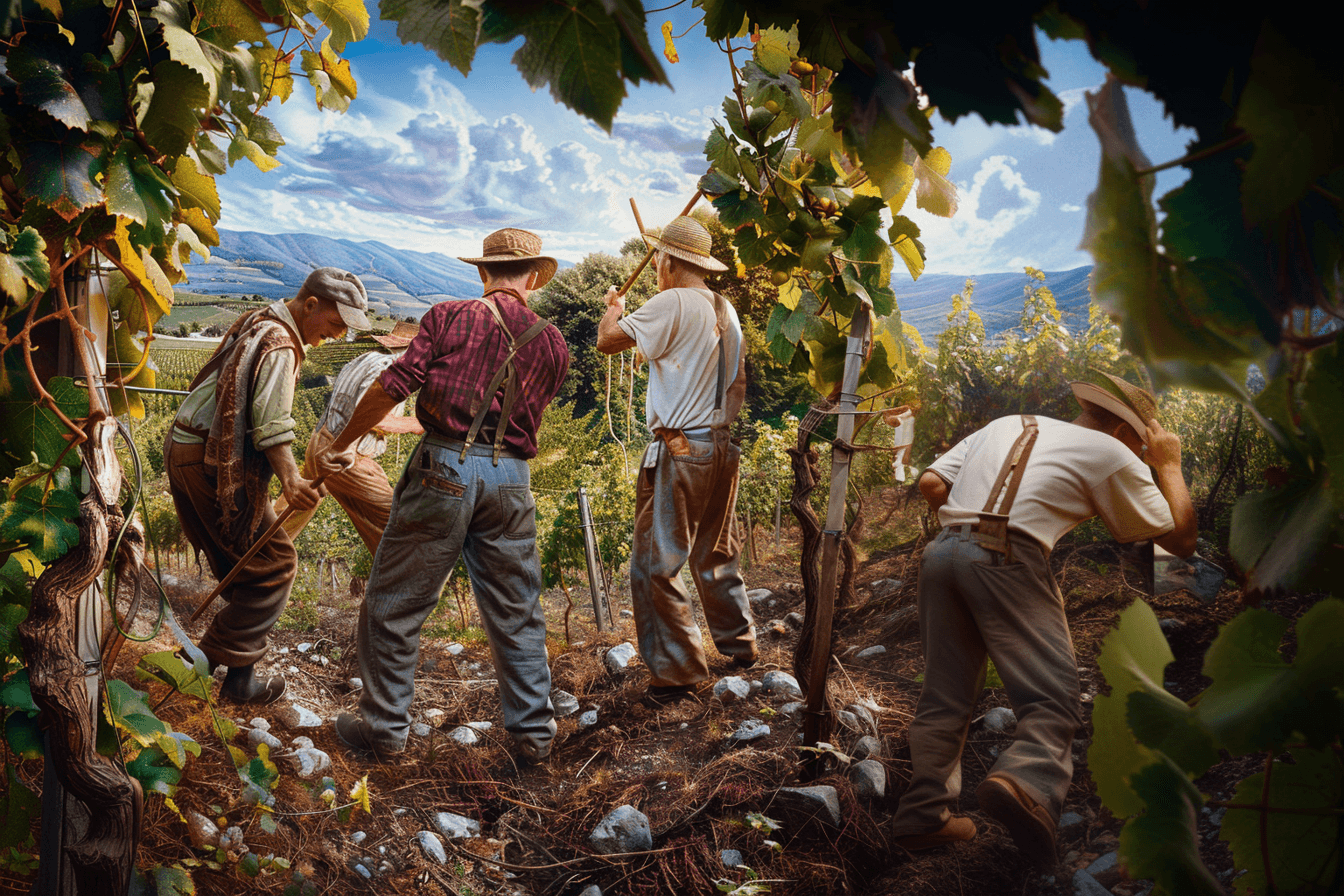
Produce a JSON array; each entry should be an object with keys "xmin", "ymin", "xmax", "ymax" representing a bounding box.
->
[{"xmin": 315, "ymin": 229, "xmax": 569, "ymax": 765}]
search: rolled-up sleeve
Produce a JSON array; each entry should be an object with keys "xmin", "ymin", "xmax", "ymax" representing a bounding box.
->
[
  {"xmin": 250, "ymin": 349, "xmax": 298, "ymax": 450},
  {"xmin": 379, "ymin": 309, "xmax": 443, "ymax": 400},
  {"xmin": 617, "ymin": 290, "xmax": 678, "ymax": 361}
]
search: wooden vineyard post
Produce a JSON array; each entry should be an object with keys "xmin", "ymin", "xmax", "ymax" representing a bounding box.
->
[
  {"xmin": 800, "ymin": 304, "xmax": 871, "ymax": 780},
  {"xmin": 577, "ymin": 487, "xmax": 612, "ymax": 631}
]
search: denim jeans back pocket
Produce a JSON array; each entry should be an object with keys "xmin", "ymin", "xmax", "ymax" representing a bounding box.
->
[
  {"xmin": 498, "ymin": 484, "xmax": 536, "ymax": 540},
  {"xmin": 390, "ymin": 447, "xmax": 464, "ymax": 536}
]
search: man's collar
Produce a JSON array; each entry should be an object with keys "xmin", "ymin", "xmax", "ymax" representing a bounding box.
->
[
  {"xmin": 266, "ymin": 301, "xmax": 308, "ymax": 358},
  {"xmin": 483, "ymin": 287, "xmax": 528, "ymax": 306}
]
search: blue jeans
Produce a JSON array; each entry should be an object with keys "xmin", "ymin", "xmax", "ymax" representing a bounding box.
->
[{"xmin": 356, "ymin": 435, "xmax": 555, "ymax": 756}]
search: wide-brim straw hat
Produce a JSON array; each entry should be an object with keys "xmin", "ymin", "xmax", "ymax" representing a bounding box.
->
[
  {"xmin": 642, "ymin": 217, "xmax": 728, "ymax": 272},
  {"xmin": 1070, "ymin": 370, "xmax": 1158, "ymax": 441},
  {"xmin": 458, "ymin": 228, "xmax": 558, "ymax": 288}
]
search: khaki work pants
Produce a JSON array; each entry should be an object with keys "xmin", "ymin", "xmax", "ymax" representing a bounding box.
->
[
  {"xmin": 892, "ymin": 525, "xmax": 1082, "ymax": 834},
  {"xmin": 275, "ymin": 427, "xmax": 395, "ymax": 556},
  {"xmin": 630, "ymin": 429, "xmax": 756, "ymax": 687},
  {"xmin": 164, "ymin": 437, "xmax": 297, "ymax": 668}
]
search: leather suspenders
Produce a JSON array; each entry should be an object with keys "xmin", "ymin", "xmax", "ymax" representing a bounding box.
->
[
  {"xmin": 975, "ymin": 414, "xmax": 1039, "ymax": 561},
  {"xmin": 461, "ymin": 295, "xmax": 552, "ymax": 465}
]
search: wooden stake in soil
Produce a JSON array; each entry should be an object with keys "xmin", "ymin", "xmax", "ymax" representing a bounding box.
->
[
  {"xmin": 801, "ymin": 304, "xmax": 872, "ymax": 780},
  {"xmin": 577, "ymin": 486, "xmax": 613, "ymax": 631}
]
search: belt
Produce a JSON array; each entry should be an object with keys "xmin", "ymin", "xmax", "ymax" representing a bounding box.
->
[
  {"xmin": 423, "ymin": 432, "xmax": 523, "ymax": 460},
  {"xmin": 945, "ymin": 523, "xmax": 1049, "ymax": 559},
  {"xmin": 172, "ymin": 419, "xmax": 210, "ymax": 439}
]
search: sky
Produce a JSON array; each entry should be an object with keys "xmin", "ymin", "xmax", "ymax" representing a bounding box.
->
[{"xmin": 213, "ymin": 6, "xmax": 1195, "ymax": 277}]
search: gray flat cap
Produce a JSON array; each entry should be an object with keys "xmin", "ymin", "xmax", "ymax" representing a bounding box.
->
[{"xmin": 300, "ymin": 267, "xmax": 371, "ymax": 331}]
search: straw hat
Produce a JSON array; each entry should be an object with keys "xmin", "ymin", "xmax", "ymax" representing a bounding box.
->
[
  {"xmin": 642, "ymin": 217, "xmax": 728, "ymax": 272},
  {"xmin": 1070, "ymin": 371, "xmax": 1158, "ymax": 441},
  {"xmin": 458, "ymin": 228, "xmax": 557, "ymax": 288},
  {"xmin": 372, "ymin": 320, "xmax": 419, "ymax": 349}
]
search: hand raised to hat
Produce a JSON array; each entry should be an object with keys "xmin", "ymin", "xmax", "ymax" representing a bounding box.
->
[{"xmin": 1141, "ymin": 418, "xmax": 1182, "ymax": 471}]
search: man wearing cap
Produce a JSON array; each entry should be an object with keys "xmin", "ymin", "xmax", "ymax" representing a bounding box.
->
[
  {"xmin": 313, "ymin": 229, "xmax": 569, "ymax": 764},
  {"xmin": 890, "ymin": 372, "xmax": 1197, "ymax": 863},
  {"xmin": 597, "ymin": 216, "xmax": 756, "ymax": 704},
  {"xmin": 166, "ymin": 267, "xmax": 371, "ymax": 703},
  {"xmin": 274, "ymin": 322, "xmax": 424, "ymax": 556}
]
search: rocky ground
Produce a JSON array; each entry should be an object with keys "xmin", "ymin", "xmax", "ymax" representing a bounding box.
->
[{"xmin": 1, "ymin": 508, "xmax": 1277, "ymax": 896}]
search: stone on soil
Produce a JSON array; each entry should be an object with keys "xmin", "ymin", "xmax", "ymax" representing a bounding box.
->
[
  {"xmin": 433, "ymin": 812, "xmax": 481, "ymax": 839},
  {"xmin": 784, "ymin": 612, "xmax": 804, "ymax": 629},
  {"xmin": 761, "ymin": 671, "xmax": 802, "ymax": 698},
  {"xmin": 746, "ymin": 588, "xmax": 773, "ymax": 605},
  {"xmin": 186, "ymin": 811, "xmax": 220, "ymax": 850},
  {"xmin": 350, "ymin": 831, "xmax": 366, "ymax": 844},
  {"xmin": 1087, "ymin": 852, "xmax": 1119, "ymax": 876},
  {"xmin": 411, "ymin": 723, "xmax": 432, "ymax": 737},
  {"xmin": 728, "ymin": 720, "xmax": 770, "ymax": 743},
  {"xmin": 777, "ymin": 785, "xmax": 842, "ymax": 827},
  {"xmin": 248, "ymin": 728, "xmax": 282, "ymax": 750},
  {"xmin": 578, "ymin": 886, "xmax": 602, "ymax": 896},
  {"xmin": 870, "ymin": 577, "xmax": 903, "ymax": 596},
  {"xmin": 279, "ymin": 703, "xmax": 322, "ymax": 728},
  {"xmin": 855, "ymin": 645, "xmax": 887, "ymax": 660},
  {"xmin": 778, "ymin": 701, "xmax": 804, "ymax": 721},
  {"xmin": 448, "ymin": 726, "xmax": 478, "ymax": 746},
  {"xmin": 446, "ymin": 642, "xmax": 465, "ymax": 655},
  {"xmin": 766, "ymin": 619, "xmax": 788, "ymax": 637},
  {"xmin": 604, "ymin": 643, "xmax": 638, "ymax": 675},
  {"xmin": 851, "ymin": 759, "xmax": 886, "ymax": 801},
  {"xmin": 1058, "ymin": 811, "xmax": 1086, "ymax": 831},
  {"xmin": 552, "ymin": 689, "xmax": 580, "ymax": 717},
  {"xmin": 851, "ymin": 735, "xmax": 882, "ymax": 761},
  {"xmin": 250, "ymin": 717, "xmax": 270, "ymax": 731},
  {"xmin": 983, "ymin": 706, "xmax": 1017, "ymax": 733},
  {"xmin": 1072, "ymin": 870, "xmax": 1112, "ymax": 896},
  {"xmin": 579, "ymin": 709, "xmax": 599, "ymax": 728},
  {"xmin": 415, "ymin": 831, "xmax": 447, "ymax": 864},
  {"xmin": 844, "ymin": 703, "xmax": 878, "ymax": 735},
  {"xmin": 589, "ymin": 805, "xmax": 652, "ymax": 854},
  {"xmin": 296, "ymin": 642, "xmax": 312, "ymax": 653},
  {"xmin": 348, "ymin": 677, "xmax": 362, "ymax": 690},
  {"xmin": 620, "ymin": 608, "xmax": 634, "ymax": 618},
  {"xmin": 713, "ymin": 676, "xmax": 751, "ymax": 702},
  {"xmin": 721, "ymin": 849, "xmax": 743, "ymax": 869}
]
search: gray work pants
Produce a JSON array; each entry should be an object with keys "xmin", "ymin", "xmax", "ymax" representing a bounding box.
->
[
  {"xmin": 892, "ymin": 525, "xmax": 1082, "ymax": 834},
  {"xmin": 630, "ymin": 429, "xmax": 756, "ymax": 687},
  {"xmin": 356, "ymin": 436, "xmax": 555, "ymax": 756}
]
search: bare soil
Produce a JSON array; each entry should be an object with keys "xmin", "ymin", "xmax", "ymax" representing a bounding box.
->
[{"xmin": 2, "ymin": 490, "xmax": 1300, "ymax": 896}]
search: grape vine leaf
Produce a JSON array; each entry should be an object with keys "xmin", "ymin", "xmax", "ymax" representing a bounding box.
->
[
  {"xmin": 1220, "ymin": 747, "xmax": 1342, "ymax": 896},
  {"xmin": 0, "ymin": 765, "xmax": 39, "ymax": 850},
  {"xmin": 0, "ymin": 227, "xmax": 51, "ymax": 304},
  {"xmin": 16, "ymin": 131, "xmax": 104, "ymax": 221},
  {"xmin": 1117, "ymin": 758, "xmax": 1221, "ymax": 896},
  {"xmin": 1228, "ymin": 472, "xmax": 1339, "ymax": 600},
  {"xmin": 308, "ymin": 0, "xmax": 370, "ymax": 52},
  {"xmin": 381, "ymin": 0, "xmax": 481, "ymax": 74},
  {"xmin": 126, "ymin": 744, "xmax": 186, "ymax": 796},
  {"xmin": 103, "ymin": 679, "xmax": 170, "ymax": 748},
  {"xmin": 136, "ymin": 650, "xmax": 212, "ymax": 702},
  {"xmin": 140, "ymin": 61, "xmax": 212, "ymax": 159},
  {"xmin": 104, "ymin": 144, "xmax": 176, "ymax": 234}
]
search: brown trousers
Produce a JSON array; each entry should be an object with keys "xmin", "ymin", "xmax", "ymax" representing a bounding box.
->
[
  {"xmin": 165, "ymin": 436, "xmax": 297, "ymax": 667},
  {"xmin": 274, "ymin": 427, "xmax": 395, "ymax": 556},
  {"xmin": 630, "ymin": 429, "xmax": 756, "ymax": 687},
  {"xmin": 892, "ymin": 525, "xmax": 1082, "ymax": 835}
]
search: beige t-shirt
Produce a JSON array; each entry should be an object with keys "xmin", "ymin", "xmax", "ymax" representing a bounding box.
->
[
  {"xmin": 928, "ymin": 415, "xmax": 1174, "ymax": 551},
  {"xmin": 617, "ymin": 286, "xmax": 743, "ymax": 432}
]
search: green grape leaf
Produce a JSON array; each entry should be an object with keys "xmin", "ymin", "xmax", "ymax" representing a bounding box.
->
[
  {"xmin": 0, "ymin": 764, "xmax": 39, "ymax": 849},
  {"xmin": 699, "ymin": 170, "xmax": 741, "ymax": 198},
  {"xmin": 171, "ymin": 156, "xmax": 221, "ymax": 222},
  {"xmin": 1228, "ymin": 472, "xmax": 1340, "ymax": 599},
  {"xmin": 136, "ymin": 650, "xmax": 212, "ymax": 702},
  {"xmin": 0, "ymin": 602, "xmax": 29, "ymax": 659},
  {"xmin": 0, "ymin": 227, "xmax": 51, "ymax": 304},
  {"xmin": 16, "ymin": 131, "xmax": 104, "ymax": 221},
  {"xmin": 238, "ymin": 852, "xmax": 261, "ymax": 877},
  {"xmin": 7, "ymin": 39, "xmax": 110, "ymax": 130},
  {"xmin": 1221, "ymin": 747, "xmax": 1343, "ymax": 896},
  {"xmin": 0, "ymin": 374, "xmax": 88, "ymax": 469},
  {"xmin": 914, "ymin": 147, "xmax": 957, "ymax": 218},
  {"xmin": 0, "ymin": 669, "xmax": 38, "ymax": 713},
  {"xmin": 127, "ymin": 744, "xmax": 185, "ymax": 796},
  {"xmin": 1117, "ymin": 759, "xmax": 1221, "ymax": 896},
  {"xmin": 1198, "ymin": 600, "xmax": 1344, "ymax": 755},
  {"xmin": 754, "ymin": 25, "xmax": 797, "ymax": 77},
  {"xmin": 5, "ymin": 711, "xmax": 44, "ymax": 759},
  {"xmin": 154, "ymin": 729, "xmax": 201, "ymax": 769},
  {"xmin": 381, "ymin": 0, "xmax": 481, "ymax": 75},
  {"xmin": 0, "ymin": 475, "xmax": 82, "ymax": 562},
  {"xmin": 152, "ymin": 866, "xmax": 195, "ymax": 896},
  {"xmin": 888, "ymin": 214, "xmax": 925, "ymax": 281},
  {"xmin": 309, "ymin": 0, "xmax": 370, "ymax": 52},
  {"xmin": 104, "ymin": 144, "xmax": 176, "ymax": 233},
  {"xmin": 712, "ymin": 190, "xmax": 764, "ymax": 230},
  {"xmin": 705, "ymin": 123, "xmax": 744, "ymax": 181},
  {"xmin": 1125, "ymin": 690, "xmax": 1218, "ymax": 777},
  {"xmin": 797, "ymin": 112, "xmax": 842, "ymax": 162},
  {"xmin": 104, "ymin": 679, "xmax": 169, "ymax": 748},
  {"xmin": 1090, "ymin": 598, "xmax": 1172, "ymax": 818},
  {"xmin": 1302, "ymin": 339, "xmax": 1344, "ymax": 507},
  {"xmin": 195, "ymin": 0, "xmax": 268, "ymax": 44},
  {"xmin": 141, "ymin": 61, "xmax": 211, "ymax": 160},
  {"xmin": 1236, "ymin": 25, "xmax": 1344, "ymax": 226},
  {"xmin": 697, "ymin": 0, "xmax": 749, "ymax": 42},
  {"xmin": 148, "ymin": 0, "xmax": 220, "ymax": 103}
]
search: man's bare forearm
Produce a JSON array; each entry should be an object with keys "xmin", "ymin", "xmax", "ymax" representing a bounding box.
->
[
  {"xmin": 330, "ymin": 381, "xmax": 402, "ymax": 454},
  {"xmin": 1153, "ymin": 463, "xmax": 1198, "ymax": 557}
]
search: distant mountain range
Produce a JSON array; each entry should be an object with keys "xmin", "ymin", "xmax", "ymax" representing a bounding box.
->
[{"xmin": 180, "ymin": 230, "xmax": 1094, "ymax": 337}]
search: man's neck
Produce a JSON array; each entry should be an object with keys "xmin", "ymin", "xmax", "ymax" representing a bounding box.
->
[
  {"xmin": 481, "ymin": 279, "xmax": 531, "ymax": 304},
  {"xmin": 663, "ymin": 271, "xmax": 709, "ymax": 291}
]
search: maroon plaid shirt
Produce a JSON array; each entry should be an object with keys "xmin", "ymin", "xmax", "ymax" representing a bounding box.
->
[{"xmin": 378, "ymin": 292, "xmax": 569, "ymax": 459}]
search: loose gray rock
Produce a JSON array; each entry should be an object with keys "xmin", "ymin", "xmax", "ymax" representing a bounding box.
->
[
  {"xmin": 1072, "ymin": 870, "xmax": 1112, "ymax": 896},
  {"xmin": 552, "ymin": 689, "xmax": 580, "ymax": 718},
  {"xmin": 276, "ymin": 646, "xmax": 289, "ymax": 655},
  {"xmin": 353, "ymin": 863, "xmax": 372, "ymax": 879},
  {"xmin": 850, "ymin": 759, "xmax": 886, "ymax": 801},
  {"xmin": 728, "ymin": 720, "xmax": 771, "ymax": 744},
  {"xmin": 433, "ymin": 811, "xmax": 481, "ymax": 839},
  {"xmin": 620, "ymin": 608, "xmax": 634, "ymax": 618},
  {"xmin": 604, "ymin": 643, "xmax": 638, "ymax": 675},
  {"xmin": 248, "ymin": 728, "xmax": 283, "ymax": 750},
  {"xmin": 467, "ymin": 720, "xmax": 493, "ymax": 731},
  {"xmin": 219, "ymin": 825, "xmax": 245, "ymax": 851},
  {"xmin": 713, "ymin": 676, "xmax": 751, "ymax": 702},
  {"xmin": 447, "ymin": 726, "xmax": 478, "ymax": 746},
  {"xmin": 278, "ymin": 703, "xmax": 322, "ymax": 728},
  {"xmin": 411, "ymin": 723, "xmax": 432, "ymax": 737},
  {"xmin": 350, "ymin": 831, "xmax": 367, "ymax": 845},
  {"xmin": 761, "ymin": 671, "xmax": 803, "ymax": 699},
  {"xmin": 249, "ymin": 717, "xmax": 270, "ymax": 731},
  {"xmin": 589, "ymin": 805, "xmax": 652, "ymax": 855},
  {"xmin": 835, "ymin": 710, "xmax": 862, "ymax": 733},
  {"xmin": 721, "ymin": 848, "xmax": 743, "ymax": 869},
  {"xmin": 1155, "ymin": 553, "xmax": 1225, "ymax": 603},
  {"xmin": 870, "ymin": 577, "xmax": 903, "ymax": 597},
  {"xmin": 983, "ymin": 706, "xmax": 1017, "ymax": 733},
  {"xmin": 445, "ymin": 642, "xmax": 464, "ymax": 655},
  {"xmin": 854, "ymin": 645, "xmax": 887, "ymax": 660},
  {"xmin": 415, "ymin": 831, "xmax": 447, "ymax": 864},
  {"xmin": 348, "ymin": 677, "xmax": 363, "ymax": 690},
  {"xmin": 296, "ymin": 642, "xmax": 312, "ymax": 654},
  {"xmin": 851, "ymin": 735, "xmax": 882, "ymax": 761},
  {"xmin": 1158, "ymin": 617, "xmax": 1184, "ymax": 635},
  {"xmin": 578, "ymin": 886, "xmax": 602, "ymax": 896},
  {"xmin": 424, "ymin": 708, "xmax": 445, "ymax": 721},
  {"xmin": 1058, "ymin": 811, "xmax": 1086, "ymax": 831},
  {"xmin": 749, "ymin": 679, "xmax": 762, "ymax": 695},
  {"xmin": 784, "ymin": 612, "xmax": 804, "ymax": 629},
  {"xmin": 287, "ymin": 665, "xmax": 300, "ymax": 675},
  {"xmin": 779, "ymin": 701, "xmax": 805, "ymax": 721},
  {"xmin": 746, "ymin": 588, "xmax": 773, "ymax": 605},
  {"xmin": 844, "ymin": 703, "xmax": 878, "ymax": 736},
  {"xmin": 777, "ymin": 785, "xmax": 842, "ymax": 827},
  {"xmin": 283, "ymin": 745, "xmax": 331, "ymax": 778},
  {"xmin": 1086, "ymin": 851, "xmax": 1119, "ymax": 876},
  {"xmin": 579, "ymin": 709, "xmax": 599, "ymax": 728},
  {"xmin": 186, "ymin": 810, "xmax": 220, "ymax": 850}
]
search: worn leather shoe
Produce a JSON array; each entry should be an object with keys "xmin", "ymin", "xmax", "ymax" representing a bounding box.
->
[
  {"xmin": 219, "ymin": 665, "xmax": 286, "ymax": 705},
  {"xmin": 334, "ymin": 713, "xmax": 405, "ymax": 761},
  {"xmin": 893, "ymin": 816, "xmax": 977, "ymax": 851},
  {"xmin": 976, "ymin": 774, "xmax": 1057, "ymax": 865},
  {"xmin": 643, "ymin": 684, "xmax": 697, "ymax": 706}
]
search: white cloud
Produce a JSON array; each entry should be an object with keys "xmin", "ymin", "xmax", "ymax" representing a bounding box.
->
[
  {"xmin": 1060, "ymin": 203, "xmax": 1082, "ymax": 212},
  {"xmin": 906, "ymin": 155, "xmax": 1042, "ymax": 274}
]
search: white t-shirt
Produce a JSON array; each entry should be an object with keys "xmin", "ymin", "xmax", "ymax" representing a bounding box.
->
[
  {"xmin": 617, "ymin": 287, "xmax": 743, "ymax": 432},
  {"xmin": 316, "ymin": 350, "xmax": 408, "ymax": 457},
  {"xmin": 928, "ymin": 415, "xmax": 1174, "ymax": 551}
]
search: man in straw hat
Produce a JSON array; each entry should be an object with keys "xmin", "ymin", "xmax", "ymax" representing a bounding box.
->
[
  {"xmin": 891, "ymin": 371, "xmax": 1196, "ymax": 863},
  {"xmin": 313, "ymin": 228, "xmax": 569, "ymax": 765},
  {"xmin": 274, "ymin": 322, "xmax": 424, "ymax": 556},
  {"xmin": 597, "ymin": 215, "xmax": 757, "ymax": 704},
  {"xmin": 167, "ymin": 267, "xmax": 371, "ymax": 703}
]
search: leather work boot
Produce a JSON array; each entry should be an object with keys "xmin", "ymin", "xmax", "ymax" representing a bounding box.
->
[
  {"xmin": 893, "ymin": 816, "xmax": 977, "ymax": 851},
  {"xmin": 976, "ymin": 774, "xmax": 1058, "ymax": 865},
  {"xmin": 219, "ymin": 664, "xmax": 286, "ymax": 705},
  {"xmin": 334, "ymin": 713, "xmax": 405, "ymax": 762}
]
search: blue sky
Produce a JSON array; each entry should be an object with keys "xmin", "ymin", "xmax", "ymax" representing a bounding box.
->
[{"xmin": 213, "ymin": 7, "xmax": 1194, "ymax": 276}]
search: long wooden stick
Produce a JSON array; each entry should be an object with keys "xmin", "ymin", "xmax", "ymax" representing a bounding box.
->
[
  {"xmin": 188, "ymin": 473, "xmax": 329, "ymax": 623},
  {"xmin": 629, "ymin": 198, "xmax": 647, "ymax": 235},
  {"xmin": 616, "ymin": 190, "xmax": 703, "ymax": 297}
]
